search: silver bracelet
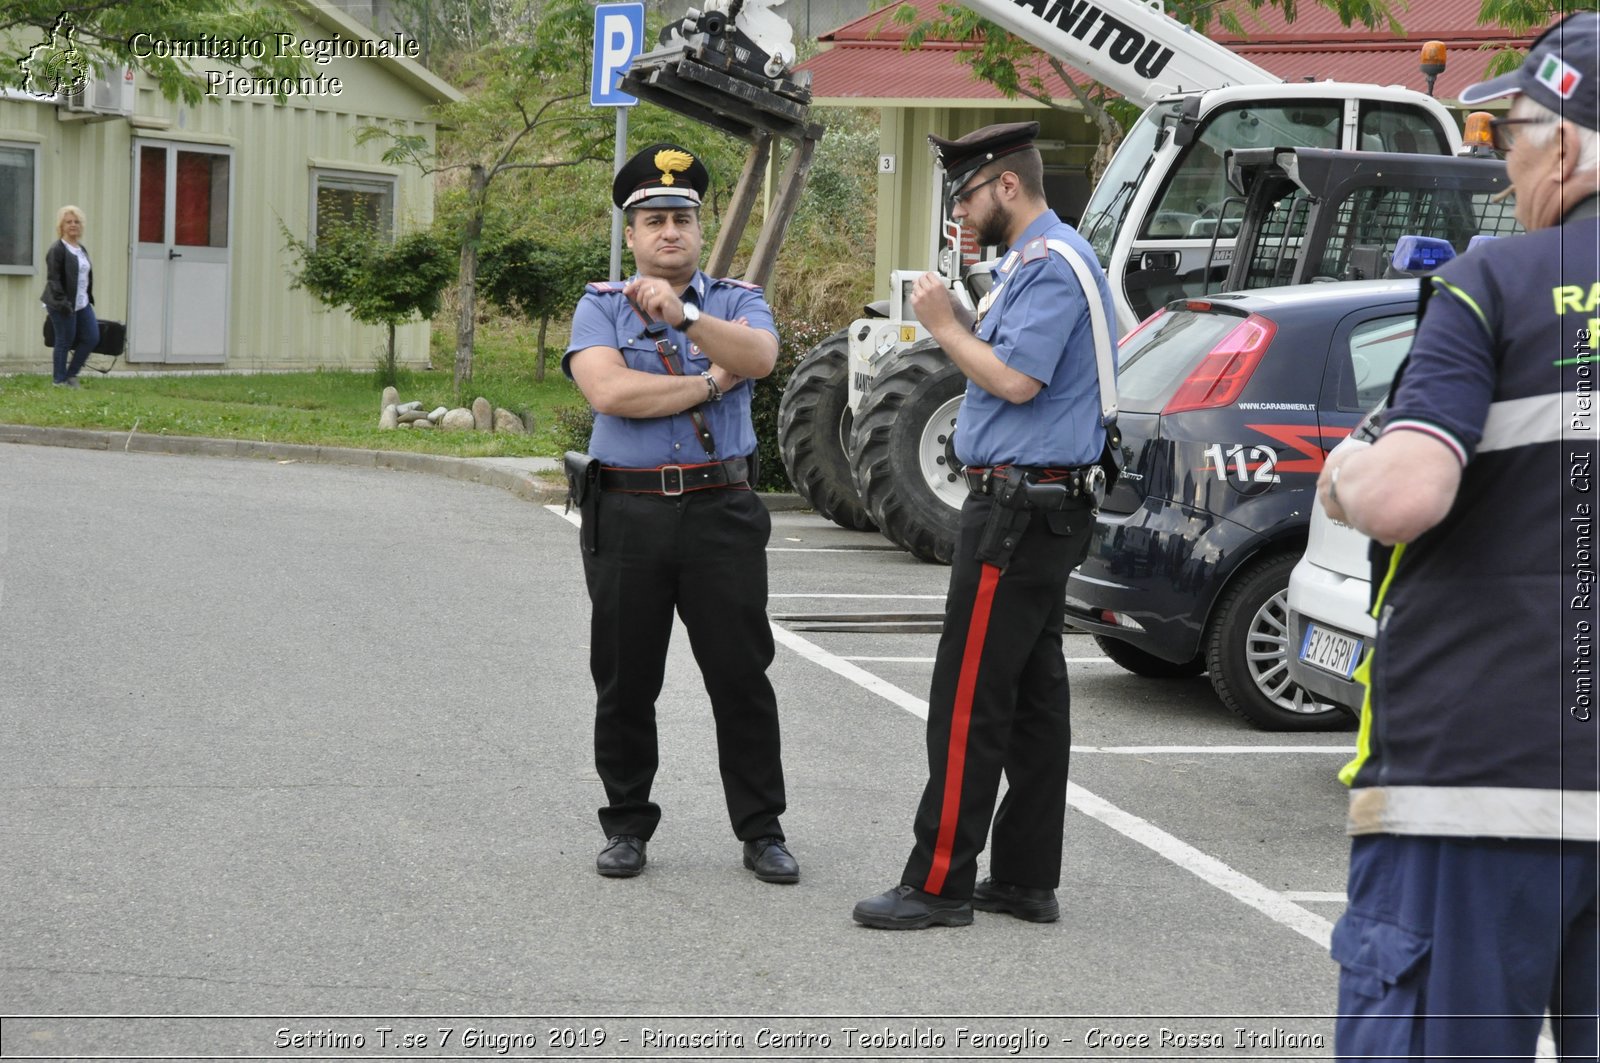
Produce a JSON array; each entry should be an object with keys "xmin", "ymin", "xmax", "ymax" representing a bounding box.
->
[{"xmin": 700, "ymin": 370, "xmax": 721, "ymax": 403}]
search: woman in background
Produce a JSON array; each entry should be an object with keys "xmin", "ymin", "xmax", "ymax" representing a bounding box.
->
[{"xmin": 41, "ymin": 205, "xmax": 99, "ymax": 388}]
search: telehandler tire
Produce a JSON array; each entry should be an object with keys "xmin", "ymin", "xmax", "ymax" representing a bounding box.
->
[
  {"xmin": 777, "ymin": 329, "xmax": 876, "ymax": 531},
  {"xmin": 851, "ymin": 340, "xmax": 966, "ymax": 564}
]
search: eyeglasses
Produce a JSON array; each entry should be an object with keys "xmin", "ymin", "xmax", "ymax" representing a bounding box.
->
[
  {"xmin": 1489, "ymin": 116, "xmax": 1556, "ymax": 152},
  {"xmin": 950, "ymin": 173, "xmax": 1003, "ymax": 208}
]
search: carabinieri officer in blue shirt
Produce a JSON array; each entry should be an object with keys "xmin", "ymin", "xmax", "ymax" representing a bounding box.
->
[
  {"xmin": 562, "ymin": 142, "xmax": 798, "ymax": 885},
  {"xmin": 854, "ymin": 122, "xmax": 1117, "ymax": 930}
]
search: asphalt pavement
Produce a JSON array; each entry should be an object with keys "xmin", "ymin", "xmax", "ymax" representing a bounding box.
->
[{"xmin": 0, "ymin": 435, "xmax": 1364, "ymax": 1061}]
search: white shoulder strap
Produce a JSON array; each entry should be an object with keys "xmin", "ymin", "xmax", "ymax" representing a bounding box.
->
[{"xmin": 1045, "ymin": 238, "xmax": 1117, "ymax": 427}]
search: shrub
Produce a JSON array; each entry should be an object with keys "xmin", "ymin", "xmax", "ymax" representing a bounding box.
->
[{"xmin": 751, "ymin": 315, "xmax": 836, "ymax": 491}]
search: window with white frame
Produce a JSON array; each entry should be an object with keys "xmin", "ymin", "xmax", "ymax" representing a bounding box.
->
[
  {"xmin": 311, "ymin": 170, "xmax": 396, "ymax": 244},
  {"xmin": 0, "ymin": 142, "xmax": 38, "ymax": 272}
]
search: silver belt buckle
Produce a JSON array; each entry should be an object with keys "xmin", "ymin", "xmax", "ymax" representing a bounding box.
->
[{"xmin": 660, "ymin": 465, "xmax": 685, "ymax": 495}]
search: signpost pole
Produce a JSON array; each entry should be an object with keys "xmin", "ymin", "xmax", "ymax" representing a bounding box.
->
[{"xmin": 591, "ymin": 3, "xmax": 644, "ymax": 283}]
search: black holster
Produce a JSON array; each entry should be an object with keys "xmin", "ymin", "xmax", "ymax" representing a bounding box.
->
[
  {"xmin": 564, "ymin": 451, "xmax": 600, "ymax": 554},
  {"xmin": 974, "ymin": 477, "xmax": 1036, "ymax": 569}
]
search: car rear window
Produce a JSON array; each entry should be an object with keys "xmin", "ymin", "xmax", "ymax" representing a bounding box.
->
[{"xmin": 1117, "ymin": 308, "xmax": 1247, "ymax": 413}]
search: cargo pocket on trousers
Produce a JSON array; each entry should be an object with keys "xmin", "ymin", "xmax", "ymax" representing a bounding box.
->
[{"xmin": 1331, "ymin": 910, "xmax": 1430, "ymax": 1000}]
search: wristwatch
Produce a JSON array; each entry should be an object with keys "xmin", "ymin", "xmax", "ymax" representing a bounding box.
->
[{"xmin": 678, "ymin": 302, "xmax": 701, "ymax": 331}]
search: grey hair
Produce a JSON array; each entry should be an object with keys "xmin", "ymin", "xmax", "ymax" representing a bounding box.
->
[{"xmin": 1510, "ymin": 94, "xmax": 1600, "ymax": 173}]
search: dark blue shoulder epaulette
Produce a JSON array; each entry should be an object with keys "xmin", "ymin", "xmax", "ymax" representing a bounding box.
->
[
  {"xmin": 585, "ymin": 281, "xmax": 626, "ymax": 295},
  {"xmin": 1020, "ymin": 236, "xmax": 1050, "ymax": 263}
]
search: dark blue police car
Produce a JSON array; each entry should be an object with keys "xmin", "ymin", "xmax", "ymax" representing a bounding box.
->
[{"xmin": 1067, "ymin": 279, "xmax": 1420, "ymax": 730}]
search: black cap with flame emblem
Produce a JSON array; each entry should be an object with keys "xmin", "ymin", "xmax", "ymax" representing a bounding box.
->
[{"xmin": 613, "ymin": 142, "xmax": 710, "ymax": 210}]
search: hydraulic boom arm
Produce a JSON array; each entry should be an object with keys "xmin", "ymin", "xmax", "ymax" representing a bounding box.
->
[{"xmin": 961, "ymin": 0, "xmax": 1280, "ymax": 103}]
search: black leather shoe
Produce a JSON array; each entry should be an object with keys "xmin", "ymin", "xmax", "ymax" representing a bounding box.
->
[
  {"xmin": 596, "ymin": 835, "xmax": 646, "ymax": 878},
  {"xmin": 742, "ymin": 836, "xmax": 799, "ymax": 883},
  {"xmin": 852, "ymin": 884, "xmax": 973, "ymax": 929},
  {"xmin": 972, "ymin": 877, "xmax": 1059, "ymax": 922}
]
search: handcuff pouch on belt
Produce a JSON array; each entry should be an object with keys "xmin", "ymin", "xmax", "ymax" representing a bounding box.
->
[{"xmin": 564, "ymin": 450, "xmax": 601, "ymax": 554}]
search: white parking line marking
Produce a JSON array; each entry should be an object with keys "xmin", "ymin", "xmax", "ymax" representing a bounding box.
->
[
  {"xmin": 767, "ymin": 616, "xmax": 1337, "ymax": 949},
  {"xmin": 843, "ymin": 656, "xmax": 937, "ymax": 663},
  {"xmin": 770, "ymin": 547, "xmax": 905, "ymax": 553},
  {"xmin": 770, "ymin": 622, "xmax": 930, "ymax": 720},
  {"xmin": 1076, "ymin": 745, "xmax": 1356, "ymax": 755},
  {"xmin": 1283, "ymin": 891, "xmax": 1347, "ymax": 903},
  {"xmin": 548, "ymin": 504, "xmax": 1338, "ymax": 948},
  {"xmin": 1068, "ymin": 783, "xmax": 1336, "ymax": 947},
  {"xmin": 771, "ymin": 593, "xmax": 945, "ymax": 599}
]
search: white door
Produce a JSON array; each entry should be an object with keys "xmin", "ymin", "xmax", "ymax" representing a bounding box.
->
[{"xmin": 129, "ymin": 141, "xmax": 232, "ymax": 362}]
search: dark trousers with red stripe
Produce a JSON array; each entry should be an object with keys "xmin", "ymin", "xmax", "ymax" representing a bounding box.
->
[
  {"xmin": 581, "ymin": 487, "xmax": 786, "ymax": 843},
  {"xmin": 901, "ymin": 492, "xmax": 1095, "ymax": 899}
]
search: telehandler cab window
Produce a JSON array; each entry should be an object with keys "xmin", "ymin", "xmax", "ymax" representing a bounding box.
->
[
  {"xmin": 1143, "ymin": 103, "xmax": 1339, "ymax": 241},
  {"xmin": 1079, "ymin": 110, "xmax": 1163, "ymax": 265},
  {"xmin": 1357, "ymin": 102, "xmax": 1450, "ymax": 155}
]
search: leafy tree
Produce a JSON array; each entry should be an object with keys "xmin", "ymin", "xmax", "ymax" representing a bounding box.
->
[
  {"xmin": 2, "ymin": 2, "xmax": 305, "ymax": 103},
  {"xmin": 358, "ymin": 0, "xmax": 611, "ymax": 395},
  {"xmin": 479, "ymin": 236, "xmax": 608, "ymax": 381},
  {"xmin": 283, "ymin": 220, "xmax": 457, "ymax": 385}
]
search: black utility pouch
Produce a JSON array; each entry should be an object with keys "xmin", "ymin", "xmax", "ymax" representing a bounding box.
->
[
  {"xmin": 564, "ymin": 451, "xmax": 601, "ymax": 554},
  {"xmin": 974, "ymin": 479, "xmax": 1034, "ymax": 569},
  {"xmin": 1098, "ymin": 423, "xmax": 1126, "ymax": 491}
]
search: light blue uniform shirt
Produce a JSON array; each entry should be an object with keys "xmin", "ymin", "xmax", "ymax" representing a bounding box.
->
[
  {"xmin": 959, "ymin": 210, "xmax": 1116, "ymax": 468},
  {"xmin": 562, "ymin": 271, "xmax": 775, "ymax": 466}
]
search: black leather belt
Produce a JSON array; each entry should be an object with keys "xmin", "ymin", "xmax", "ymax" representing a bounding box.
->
[
  {"xmin": 964, "ymin": 464, "xmax": 1096, "ymax": 496},
  {"xmin": 599, "ymin": 457, "xmax": 749, "ymax": 495}
]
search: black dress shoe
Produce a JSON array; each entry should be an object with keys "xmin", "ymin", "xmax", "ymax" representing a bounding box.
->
[
  {"xmin": 742, "ymin": 836, "xmax": 799, "ymax": 883},
  {"xmin": 852, "ymin": 884, "xmax": 973, "ymax": 929},
  {"xmin": 972, "ymin": 877, "xmax": 1059, "ymax": 922},
  {"xmin": 596, "ymin": 834, "xmax": 646, "ymax": 877}
]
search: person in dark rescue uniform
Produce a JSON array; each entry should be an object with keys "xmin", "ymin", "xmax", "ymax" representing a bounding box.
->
[
  {"xmin": 562, "ymin": 143, "xmax": 798, "ymax": 885},
  {"xmin": 853, "ymin": 122, "xmax": 1118, "ymax": 929}
]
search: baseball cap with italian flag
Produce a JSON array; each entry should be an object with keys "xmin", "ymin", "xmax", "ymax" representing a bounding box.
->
[{"xmin": 1459, "ymin": 11, "xmax": 1599, "ymax": 132}]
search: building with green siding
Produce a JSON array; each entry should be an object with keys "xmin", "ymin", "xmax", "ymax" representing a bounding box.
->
[{"xmin": 0, "ymin": 0, "xmax": 460, "ymax": 374}]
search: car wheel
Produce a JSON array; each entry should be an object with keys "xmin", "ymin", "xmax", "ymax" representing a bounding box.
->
[
  {"xmin": 1092, "ymin": 635, "xmax": 1205, "ymax": 678},
  {"xmin": 1205, "ymin": 552, "xmax": 1352, "ymax": 731}
]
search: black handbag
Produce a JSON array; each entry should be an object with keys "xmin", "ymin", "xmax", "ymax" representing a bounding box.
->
[{"xmin": 42, "ymin": 317, "xmax": 126, "ymax": 373}]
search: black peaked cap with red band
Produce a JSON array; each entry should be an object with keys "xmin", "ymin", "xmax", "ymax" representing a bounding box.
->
[
  {"xmin": 613, "ymin": 142, "xmax": 711, "ymax": 210},
  {"xmin": 928, "ymin": 121, "xmax": 1040, "ymax": 194}
]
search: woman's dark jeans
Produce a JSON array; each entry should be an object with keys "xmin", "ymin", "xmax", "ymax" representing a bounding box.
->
[{"xmin": 48, "ymin": 305, "xmax": 98, "ymax": 383}]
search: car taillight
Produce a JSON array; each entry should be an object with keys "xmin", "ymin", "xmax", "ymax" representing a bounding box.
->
[{"xmin": 1163, "ymin": 313, "xmax": 1277, "ymax": 414}]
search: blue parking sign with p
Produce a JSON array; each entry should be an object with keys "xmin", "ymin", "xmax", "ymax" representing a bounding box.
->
[{"xmin": 591, "ymin": 3, "xmax": 644, "ymax": 107}]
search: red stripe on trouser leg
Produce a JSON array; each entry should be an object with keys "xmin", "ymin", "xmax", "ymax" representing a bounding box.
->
[{"xmin": 924, "ymin": 561, "xmax": 1002, "ymax": 895}]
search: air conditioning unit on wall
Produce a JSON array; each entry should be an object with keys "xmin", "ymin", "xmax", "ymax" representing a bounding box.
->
[{"xmin": 61, "ymin": 67, "xmax": 135, "ymax": 118}]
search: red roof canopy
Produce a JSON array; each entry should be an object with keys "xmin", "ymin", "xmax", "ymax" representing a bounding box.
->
[{"xmin": 797, "ymin": 0, "xmax": 1536, "ymax": 104}]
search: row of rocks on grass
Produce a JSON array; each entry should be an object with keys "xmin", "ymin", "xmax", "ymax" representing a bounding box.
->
[{"xmin": 378, "ymin": 387, "xmax": 529, "ymax": 434}]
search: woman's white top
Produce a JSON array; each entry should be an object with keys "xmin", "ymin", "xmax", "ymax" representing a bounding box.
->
[{"xmin": 69, "ymin": 243, "xmax": 90, "ymax": 311}]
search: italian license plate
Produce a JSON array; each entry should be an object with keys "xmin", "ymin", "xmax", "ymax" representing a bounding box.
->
[{"xmin": 1299, "ymin": 623, "xmax": 1364, "ymax": 679}]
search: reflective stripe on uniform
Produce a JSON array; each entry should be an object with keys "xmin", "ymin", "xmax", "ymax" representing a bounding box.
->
[
  {"xmin": 1478, "ymin": 391, "xmax": 1596, "ymax": 453},
  {"xmin": 1346, "ymin": 785, "xmax": 1600, "ymax": 841},
  {"xmin": 1433, "ymin": 277, "xmax": 1492, "ymax": 338},
  {"xmin": 1340, "ymin": 543, "xmax": 1406, "ymax": 788},
  {"xmin": 925, "ymin": 561, "xmax": 1002, "ymax": 895}
]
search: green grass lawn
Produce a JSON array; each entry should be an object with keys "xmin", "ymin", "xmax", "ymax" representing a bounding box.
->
[{"xmin": 0, "ymin": 324, "xmax": 588, "ymax": 459}]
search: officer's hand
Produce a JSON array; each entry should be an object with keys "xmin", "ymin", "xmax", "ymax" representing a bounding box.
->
[
  {"xmin": 624, "ymin": 277, "xmax": 684, "ymax": 327},
  {"xmin": 709, "ymin": 365, "xmax": 743, "ymax": 394},
  {"xmin": 1316, "ymin": 459, "xmax": 1348, "ymax": 524},
  {"xmin": 909, "ymin": 271, "xmax": 957, "ymax": 331}
]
